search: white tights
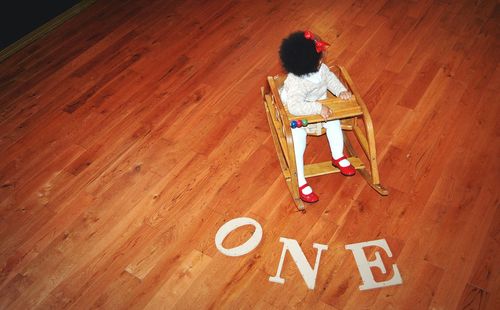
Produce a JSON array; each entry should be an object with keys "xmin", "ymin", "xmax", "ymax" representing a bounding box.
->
[{"xmin": 291, "ymin": 120, "xmax": 349, "ymax": 194}]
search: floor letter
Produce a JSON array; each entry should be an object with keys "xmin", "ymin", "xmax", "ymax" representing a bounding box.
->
[
  {"xmin": 345, "ymin": 239, "xmax": 403, "ymax": 290},
  {"xmin": 215, "ymin": 217, "xmax": 263, "ymax": 257},
  {"xmin": 269, "ymin": 237, "xmax": 328, "ymax": 290}
]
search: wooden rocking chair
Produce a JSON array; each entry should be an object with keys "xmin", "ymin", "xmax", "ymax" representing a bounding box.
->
[{"xmin": 262, "ymin": 64, "xmax": 388, "ymax": 211}]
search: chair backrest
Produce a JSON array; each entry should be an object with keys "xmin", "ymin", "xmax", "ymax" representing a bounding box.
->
[
  {"xmin": 263, "ymin": 76, "xmax": 295, "ymax": 172},
  {"xmin": 267, "ymin": 75, "xmax": 286, "ymax": 107}
]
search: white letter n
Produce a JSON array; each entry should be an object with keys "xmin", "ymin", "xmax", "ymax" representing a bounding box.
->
[{"xmin": 269, "ymin": 237, "xmax": 328, "ymax": 290}]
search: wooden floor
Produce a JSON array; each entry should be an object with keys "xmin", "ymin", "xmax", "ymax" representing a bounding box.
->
[{"xmin": 1, "ymin": 0, "xmax": 499, "ymax": 309}]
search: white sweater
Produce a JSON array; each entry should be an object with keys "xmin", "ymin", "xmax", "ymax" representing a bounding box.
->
[{"xmin": 280, "ymin": 63, "xmax": 348, "ymax": 116}]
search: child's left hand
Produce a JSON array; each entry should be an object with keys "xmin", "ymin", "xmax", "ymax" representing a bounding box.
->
[{"xmin": 339, "ymin": 91, "xmax": 352, "ymax": 100}]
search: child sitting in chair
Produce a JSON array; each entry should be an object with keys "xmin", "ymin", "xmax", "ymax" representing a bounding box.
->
[{"xmin": 279, "ymin": 30, "xmax": 355, "ymax": 203}]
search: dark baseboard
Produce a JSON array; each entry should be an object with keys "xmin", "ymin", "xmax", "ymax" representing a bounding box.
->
[{"xmin": 0, "ymin": 0, "xmax": 97, "ymax": 63}]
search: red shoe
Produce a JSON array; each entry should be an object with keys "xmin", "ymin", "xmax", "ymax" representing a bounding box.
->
[
  {"xmin": 332, "ymin": 155, "xmax": 356, "ymax": 176},
  {"xmin": 299, "ymin": 183, "xmax": 319, "ymax": 203}
]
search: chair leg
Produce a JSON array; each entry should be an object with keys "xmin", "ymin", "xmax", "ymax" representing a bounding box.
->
[
  {"xmin": 263, "ymin": 90, "xmax": 306, "ymax": 211},
  {"xmin": 336, "ymin": 65, "xmax": 388, "ymax": 196},
  {"xmin": 283, "ymin": 124, "xmax": 305, "ymax": 211},
  {"xmin": 285, "ymin": 133, "xmax": 305, "ymax": 211},
  {"xmin": 287, "ymin": 178, "xmax": 305, "ymax": 211},
  {"xmin": 344, "ymin": 130, "xmax": 389, "ymax": 196}
]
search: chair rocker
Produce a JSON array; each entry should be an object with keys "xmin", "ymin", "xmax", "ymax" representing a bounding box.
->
[{"xmin": 262, "ymin": 64, "xmax": 388, "ymax": 211}]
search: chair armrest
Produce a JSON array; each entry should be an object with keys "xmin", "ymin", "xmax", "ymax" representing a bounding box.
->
[{"xmin": 286, "ymin": 96, "xmax": 362, "ymax": 124}]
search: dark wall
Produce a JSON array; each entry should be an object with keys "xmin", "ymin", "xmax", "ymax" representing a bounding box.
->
[{"xmin": 1, "ymin": 1, "xmax": 80, "ymax": 49}]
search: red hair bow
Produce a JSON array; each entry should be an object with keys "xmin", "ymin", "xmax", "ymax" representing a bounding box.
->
[{"xmin": 304, "ymin": 30, "xmax": 330, "ymax": 53}]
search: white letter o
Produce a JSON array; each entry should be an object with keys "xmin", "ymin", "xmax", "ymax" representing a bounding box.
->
[{"xmin": 215, "ymin": 217, "xmax": 263, "ymax": 257}]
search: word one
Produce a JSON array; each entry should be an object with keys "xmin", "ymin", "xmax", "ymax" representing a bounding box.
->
[{"xmin": 215, "ymin": 217, "xmax": 403, "ymax": 290}]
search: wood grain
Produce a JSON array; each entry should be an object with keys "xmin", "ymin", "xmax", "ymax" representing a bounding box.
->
[{"xmin": 0, "ymin": 0, "xmax": 499, "ymax": 309}]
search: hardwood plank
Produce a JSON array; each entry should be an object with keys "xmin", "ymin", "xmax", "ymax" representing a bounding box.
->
[
  {"xmin": 457, "ymin": 284, "xmax": 490, "ymax": 310},
  {"xmin": 144, "ymin": 249, "xmax": 213, "ymax": 309}
]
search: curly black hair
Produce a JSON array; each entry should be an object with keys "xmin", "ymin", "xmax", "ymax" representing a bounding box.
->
[{"xmin": 279, "ymin": 31, "xmax": 323, "ymax": 76}]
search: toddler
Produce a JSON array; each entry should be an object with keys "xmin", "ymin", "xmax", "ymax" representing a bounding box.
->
[{"xmin": 279, "ymin": 30, "xmax": 355, "ymax": 203}]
